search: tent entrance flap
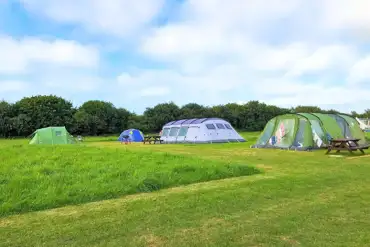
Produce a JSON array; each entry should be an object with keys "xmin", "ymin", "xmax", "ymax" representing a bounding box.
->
[{"xmin": 266, "ymin": 116, "xmax": 297, "ymax": 148}]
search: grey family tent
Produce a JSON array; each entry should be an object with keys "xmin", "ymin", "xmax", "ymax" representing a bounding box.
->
[
  {"xmin": 252, "ymin": 113, "xmax": 367, "ymax": 151},
  {"xmin": 160, "ymin": 117, "xmax": 245, "ymax": 143}
]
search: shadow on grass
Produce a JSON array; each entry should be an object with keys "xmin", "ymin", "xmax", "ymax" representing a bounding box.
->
[{"xmin": 135, "ymin": 164, "xmax": 261, "ymax": 193}]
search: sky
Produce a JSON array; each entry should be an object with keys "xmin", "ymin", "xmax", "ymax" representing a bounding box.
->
[{"xmin": 1, "ymin": 0, "xmax": 370, "ymax": 114}]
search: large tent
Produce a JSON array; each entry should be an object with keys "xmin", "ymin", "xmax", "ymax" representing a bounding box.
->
[
  {"xmin": 252, "ymin": 113, "xmax": 366, "ymax": 150},
  {"xmin": 160, "ymin": 117, "xmax": 245, "ymax": 144},
  {"xmin": 29, "ymin": 126, "xmax": 75, "ymax": 145},
  {"xmin": 118, "ymin": 129, "xmax": 144, "ymax": 142}
]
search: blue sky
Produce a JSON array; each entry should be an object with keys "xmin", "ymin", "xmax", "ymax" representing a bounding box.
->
[{"xmin": 1, "ymin": 0, "xmax": 370, "ymax": 114}]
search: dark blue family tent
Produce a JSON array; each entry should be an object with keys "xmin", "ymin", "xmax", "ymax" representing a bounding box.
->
[{"xmin": 118, "ymin": 129, "xmax": 144, "ymax": 142}]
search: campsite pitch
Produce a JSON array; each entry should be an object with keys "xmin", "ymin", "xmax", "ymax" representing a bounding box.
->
[
  {"xmin": 0, "ymin": 143, "xmax": 259, "ymax": 217},
  {"xmin": 0, "ymin": 132, "xmax": 370, "ymax": 247}
]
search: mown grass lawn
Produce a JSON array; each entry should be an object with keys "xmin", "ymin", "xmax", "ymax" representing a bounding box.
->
[
  {"xmin": 1, "ymin": 132, "xmax": 370, "ymax": 247},
  {"xmin": 0, "ymin": 142, "xmax": 259, "ymax": 217}
]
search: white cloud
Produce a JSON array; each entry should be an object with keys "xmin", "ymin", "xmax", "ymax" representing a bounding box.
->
[
  {"xmin": 261, "ymin": 83, "xmax": 370, "ymax": 113},
  {"xmin": 42, "ymin": 74, "xmax": 102, "ymax": 92},
  {"xmin": 20, "ymin": 0, "xmax": 165, "ymax": 37},
  {"xmin": 0, "ymin": 35, "xmax": 103, "ymax": 102},
  {"xmin": 0, "ymin": 80, "xmax": 28, "ymax": 93},
  {"xmin": 348, "ymin": 55, "xmax": 370, "ymax": 84},
  {"xmin": 140, "ymin": 86, "xmax": 170, "ymax": 97},
  {"xmin": 134, "ymin": 0, "xmax": 370, "ymax": 112},
  {"xmin": 181, "ymin": 0, "xmax": 302, "ymax": 29},
  {"xmin": 285, "ymin": 44, "xmax": 358, "ymax": 77},
  {"xmin": 6, "ymin": 0, "xmax": 370, "ymax": 112},
  {"xmin": 321, "ymin": 0, "xmax": 370, "ymax": 31},
  {"xmin": 117, "ymin": 65, "xmax": 247, "ymax": 93},
  {"xmin": 255, "ymin": 77, "xmax": 369, "ymax": 104},
  {"xmin": 138, "ymin": 1, "xmax": 362, "ymax": 76},
  {"xmin": 0, "ymin": 36, "xmax": 99, "ymax": 74}
]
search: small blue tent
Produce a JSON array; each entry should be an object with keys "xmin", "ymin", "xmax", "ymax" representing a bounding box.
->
[{"xmin": 118, "ymin": 129, "xmax": 144, "ymax": 142}]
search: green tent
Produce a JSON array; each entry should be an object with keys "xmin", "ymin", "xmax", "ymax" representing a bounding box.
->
[
  {"xmin": 29, "ymin": 126, "xmax": 75, "ymax": 145},
  {"xmin": 252, "ymin": 113, "xmax": 367, "ymax": 151}
]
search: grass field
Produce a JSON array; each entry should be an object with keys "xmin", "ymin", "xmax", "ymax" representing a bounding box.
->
[
  {"xmin": 1, "ymin": 132, "xmax": 370, "ymax": 246},
  {"xmin": 0, "ymin": 143, "xmax": 259, "ymax": 217}
]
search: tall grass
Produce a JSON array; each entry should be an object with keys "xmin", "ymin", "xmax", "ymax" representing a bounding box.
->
[{"xmin": 0, "ymin": 143, "xmax": 260, "ymax": 217}]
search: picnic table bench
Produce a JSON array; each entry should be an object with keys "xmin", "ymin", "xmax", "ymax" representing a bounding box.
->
[
  {"xmin": 325, "ymin": 138, "xmax": 370, "ymax": 154},
  {"xmin": 143, "ymin": 135, "xmax": 163, "ymax": 144}
]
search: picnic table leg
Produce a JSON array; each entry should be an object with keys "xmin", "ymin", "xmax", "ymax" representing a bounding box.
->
[
  {"xmin": 335, "ymin": 143, "xmax": 341, "ymax": 153},
  {"xmin": 354, "ymin": 141, "xmax": 365, "ymax": 154},
  {"xmin": 344, "ymin": 141, "xmax": 355, "ymax": 154}
]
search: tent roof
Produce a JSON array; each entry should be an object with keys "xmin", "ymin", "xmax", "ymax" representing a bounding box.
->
[
  {"xmin": 120, "ymin": 129, "xmax": 142, "ymax": 134},
  {"xmin": 274, "ymin": 112, "xmax": 356, "ymax": 121},
  {"xmin": 35, "ymin": 126, "xmax": 67, "ymax": 131},
  {"xmin": 163, "ymin": 117, "xmax": 226, "ymax": 127},
  {"xmin": 28, "ymin": 126, "xmax": 68, "ymax": 138}
]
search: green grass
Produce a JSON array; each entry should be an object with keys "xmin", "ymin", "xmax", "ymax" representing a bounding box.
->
[
  {"xmin": 0, "ymin": 143, "xmax": 260, "ymax": 217},
  {"xmin": 1, "ymin": 132, "xmax": 370, "ymax": 246}
]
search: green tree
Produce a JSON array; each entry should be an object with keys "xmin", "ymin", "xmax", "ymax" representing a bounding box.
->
[
  {"xmin": 221, "ymin": 103, "xmax": 243, "ymax": 128},
  {"xmin": 144, "ymin": 102, "xmax": 181, "ymax": 132},
  {"xmin": 76, "ymin": 100, "xmax": 116, "ymax": 135},
  {"xmin": 113, "ymin": 108, "xmax": 132, "ymax": 133},
  {"xmin": 127, "ymin": 114, "xmax": 148, "ymax": 133},
  {"xmin": 12, "ymin": 95, "xmax": 75, "ymax": 136},
  {"xmin": 73, "ymin": 101, "xmax": 131, "ymax": 135},
  {"xmin": 180, "ymin": 103, "xmax": 212, "ymax": 119},
  {"xmin": 0, "ymin": 101, "xmax": 14, "ymax": 137},
  {"xmin": 293, "ymin": 105, "xmax": 323, "ymax": 113},
  {"xmin": 360, "ymin": 109, "xmax": 370, "ymax": 118}
]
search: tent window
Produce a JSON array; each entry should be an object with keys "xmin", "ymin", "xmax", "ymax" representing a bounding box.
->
[
  {"xmin": 162, "ymin": 128, "xmax": 170, "ymax": 137},
  {"xmin": 257, "ymin": 119, "xmax": 275, "ymax": 145},
  {"xmin": 216, "ymin": 123, "xmax": 225, "ymax": 129},
  {"xmin": 330, "ymin": 114, "xmax": 352, "ymax": 138},
  {"xmin": 169, "ymin": 127, "xmax": 180, "ymax": 136},
  {"xmin": 55, "ymin": 131, "xmax": 62, "ymax": 136},
  {"xmin": 341, "ymin": 115, "xmax": 365, "ymax": 143},
  {"xmin": 178, "ymin": 126, "xmax": 189, "ymax": 137},
  {"xmin": 206, "ymin": 124, "xmax": 216, "ymax": 129},
  {"xmin": 225, "ymin": 124, "xmax": 232, "ymax": 129},
  {"xmin": 269, "ymin": 118, "xmax": 295, "ymax": 148},
  {"xmin": 310, "ymin": 120, "xmax": 325, "ymax": 147}
]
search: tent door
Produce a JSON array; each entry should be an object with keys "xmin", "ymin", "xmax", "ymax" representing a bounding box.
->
[
  {"xmin": 185, "ymin": 126, "xmax": 200, "ymax": 143},
  {"xmin": 211, "ymin": 129, "xmax": 218, "ymax": 143},
  {"xmin": 51, "ymin": 128, "xmax": 66, "ymax": 144},
  {"xmin": 167, "ymin": 127, "xmax": 180, "ymax": 143},
  {"xmin": 176, "ymin": 126, "xmax": 189, "ymax": 143},
  {"xmin": 215, "ymin": 123, "xmax": 228, "ymax": 142},
  {"xmin": 205, "ymin": 123, "xmax": 217, "ymax": 143}
]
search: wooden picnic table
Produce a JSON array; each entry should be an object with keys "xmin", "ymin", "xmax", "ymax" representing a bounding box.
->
[
  {"xmin": 325, "ymin": 138, "xmax": 370, "ymax": 154},
  {"xmin": 143, "ymin": 135, "xmax": 163, "ymax": 144}
]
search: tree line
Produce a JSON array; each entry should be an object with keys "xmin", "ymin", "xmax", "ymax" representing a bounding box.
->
[{"xmin": 0, "ymin": 95, "xmax": 369, "ymax": 137}]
